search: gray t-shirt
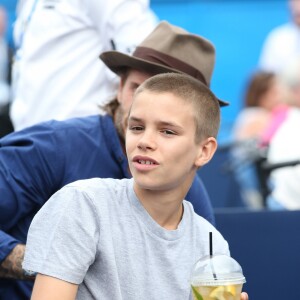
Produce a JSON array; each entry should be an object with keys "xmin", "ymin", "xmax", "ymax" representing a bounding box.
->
[{"xmin": 23, "ymin": 178, "xmax": 229, "ymax": 300}]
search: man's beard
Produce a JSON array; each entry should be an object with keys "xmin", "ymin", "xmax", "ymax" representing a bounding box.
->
[{"xmin": 114, "ymin": 105, "xmax": 127, "ymax": 144}]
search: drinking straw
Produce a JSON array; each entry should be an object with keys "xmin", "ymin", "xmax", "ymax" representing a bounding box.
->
[
  {"xmin": 209, "ymin": 232, "xmax": 213, "ymax": 256},
  {"xmin": 209, "ymin": 232, "xmax": 217, "ymax": 280}
]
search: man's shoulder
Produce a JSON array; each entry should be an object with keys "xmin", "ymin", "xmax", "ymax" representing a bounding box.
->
[
  {"xmin": 31, "ymin": 114, "xmax": 112, "ymax": 139},
  {"xmin": 47, "ymin": 115, "xmax": 103, "ymax": 131},
  {"xmin": 6, "ymin": 115, "xmax": 103, "ymax": 136},
  {"xmin": 268, "ymin": 22, "xmax": 297, "ymax": 39},
  {"xmin": 0, "ymin": 115, "xmax": 113, "ymax": 150}
]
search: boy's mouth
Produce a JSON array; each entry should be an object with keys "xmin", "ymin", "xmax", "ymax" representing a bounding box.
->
[
  {"xmin": 133, "ymin": 156, "xmax": 159, "ymax": 165},
  {"xmin": 137, "ymin": 160, "xmax": 155, "ymax": 165}
]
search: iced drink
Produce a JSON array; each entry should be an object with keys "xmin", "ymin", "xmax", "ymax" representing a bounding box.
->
[
  {"xmin": 190, "ymin": 254, "xmax": 246, "ymax": 300},
  {"xmin": 191, "ymin": 283, "xmax": 243, "ymax": 300}
]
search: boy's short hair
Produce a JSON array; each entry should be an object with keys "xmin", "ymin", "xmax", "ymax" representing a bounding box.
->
[{"xmin": 134, "ymin": 73, "xmax": 220, "ymax": 142}]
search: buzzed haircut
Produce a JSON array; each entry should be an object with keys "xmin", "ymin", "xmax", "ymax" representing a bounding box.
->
[{"xmin": 134, "ymin": 73, "xmax": 220, "ymax": 142}]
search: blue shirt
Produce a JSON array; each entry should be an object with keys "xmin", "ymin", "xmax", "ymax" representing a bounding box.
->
[{"xmin": 0, "ymin": 114, "xmax": 214, "ymax": 299}]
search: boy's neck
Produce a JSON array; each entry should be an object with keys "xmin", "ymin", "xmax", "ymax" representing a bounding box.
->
[{"xmin": 133, "ymin": 184, "xmax": 187, "ymax": 230}]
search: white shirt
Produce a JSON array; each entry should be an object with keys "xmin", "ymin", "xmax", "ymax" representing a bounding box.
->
[
  {"xmin": 11, "ymin": 0, "xmax": 158, "ymax": 130},
  {"xmin": 267, "ymin": 108, "xmax": 300, "ymax": 209},
  {"xmin": 259, "ymin": 22, "xmax": 300, "ymax": 73}
]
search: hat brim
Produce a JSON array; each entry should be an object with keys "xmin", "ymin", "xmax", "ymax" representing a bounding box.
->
[{"xmin": 100, "ymin": 51, "xmax": 229, "ymax": 107}]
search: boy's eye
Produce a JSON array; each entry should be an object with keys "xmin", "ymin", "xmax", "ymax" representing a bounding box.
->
[
  {"xmin": 161, "ymin": 129, "xmax": 176, "ymax": 135},
  {"xmin": 129, "ymin": 126, "xmax": 144, "ymax": 131}
]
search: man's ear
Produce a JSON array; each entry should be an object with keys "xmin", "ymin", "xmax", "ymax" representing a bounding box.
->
[{"xmin": 195, "ymin": 137, "xmax": 218, "ymax": 168}]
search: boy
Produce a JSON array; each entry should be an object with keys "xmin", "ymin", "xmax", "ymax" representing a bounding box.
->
[{"xmin": 23, "ymin": 73, "xmax": 246, "ymax": 300}]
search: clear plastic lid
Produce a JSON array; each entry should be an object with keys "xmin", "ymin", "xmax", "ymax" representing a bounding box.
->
[{"xmin": 190, "ymin": 254, "xmax": 246, "ymax": 286}]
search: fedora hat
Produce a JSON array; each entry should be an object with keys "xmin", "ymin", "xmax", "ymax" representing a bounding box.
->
[{"xmin": 100, "ymin": 21, "xmax": 228, "ymax": 106}]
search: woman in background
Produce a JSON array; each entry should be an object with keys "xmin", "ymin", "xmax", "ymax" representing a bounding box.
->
[{"xmin": 231, "ymin": 71, "xmax": 286, "ymax": 208}]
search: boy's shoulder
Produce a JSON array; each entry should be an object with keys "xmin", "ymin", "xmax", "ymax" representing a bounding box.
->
[
  {"xmin": 64, "ymin": 178, "xmax": 133, "ymax": 205},
  {"xmin": 185, "ymin": 201, "xmax": 215, "ymax": 229},
  {"xmin": 184, "ymin": 200, "xmax": 228, "ymax": 253},
  {"xmin": 48, "ymin": 178, "xmax": 133, "ymax": 217},
  {"xmin": 66, "ymin": 177, "xmax": 131, "ymax": 192}
]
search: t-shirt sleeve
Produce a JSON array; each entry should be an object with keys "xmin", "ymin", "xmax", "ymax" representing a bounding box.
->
[{"xmin": 23, "ymin": 185, "xmax": 100, "ymax": 284}]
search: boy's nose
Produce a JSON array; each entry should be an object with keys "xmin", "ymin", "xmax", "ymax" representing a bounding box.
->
[{"xmin": 137, "ymin": 131, "xmax": 157, "ymax": 151}]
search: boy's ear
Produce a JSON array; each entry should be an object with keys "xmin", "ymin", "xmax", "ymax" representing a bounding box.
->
[{"xmin": 195, "ymin": 137, "xmax": 218, "ymax": 168}]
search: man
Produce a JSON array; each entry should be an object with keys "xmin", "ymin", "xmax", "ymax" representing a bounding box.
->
[
  {"xmin": 259, "ymin": 0, "xmax": 300, "ymax": 73},
  {"xmin": 0, "ymin": 21, "xmax": 227, "ymax": 299},
  {"xmin": 11, "ymin": 0, "xmax": 157, "ymax": 130}
]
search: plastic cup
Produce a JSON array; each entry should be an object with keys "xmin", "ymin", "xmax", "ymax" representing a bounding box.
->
[{"xmin": 190, "ymin": 254, "xmax": 246, "ymax": 300}]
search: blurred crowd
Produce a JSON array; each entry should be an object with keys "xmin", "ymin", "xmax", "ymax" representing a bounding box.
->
[{"xmin": 231, "ymin": 0, "xmax": 300, "ymax": 211}]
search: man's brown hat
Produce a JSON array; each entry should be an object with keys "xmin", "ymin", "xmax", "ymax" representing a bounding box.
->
[{"xmin": 100, "ymin": 21, "xmax": 228, "ymax": 106}]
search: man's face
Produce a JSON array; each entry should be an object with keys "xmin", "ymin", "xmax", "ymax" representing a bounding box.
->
[
  {"xmin": 126, "ymin": 90, "xmax": 204, "ymax": 194},
  {"xmin": 115, "ymin": 70, "xmax": 153, "ymax": 141}
]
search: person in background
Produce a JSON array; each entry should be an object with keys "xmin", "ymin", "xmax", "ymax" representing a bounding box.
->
[
  {"xmin": 259, "ymin": 0, "xmax": 300, "ymax": 73},
  {"xmin": 233, "ymin": 71, "xmax": 284, "ymax": 141},
  {"xmin": 0, "ymin": 6, "xmax": 12, "ymax": 137},
  {"xmin": 231, "ymin": 71, "xmax": 286, "ymax": 208},
  {"xmin": 0, "ymin": 21, "xmax": 225, "ymax": 300},
  {"xmin": 266, "ymin": 56, "xmax": 300, "ymax": 210},
  {"xmin": 10, "ymin": 0, "xmax": 158, "ymax": 131},
  {"xmin": 23, "ymin": 72, "xmax": 249, "ymax": 300}
]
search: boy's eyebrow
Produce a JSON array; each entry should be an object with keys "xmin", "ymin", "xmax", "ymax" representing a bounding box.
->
[
  {"xmin": 128, "ymin": 115, "xmax": 183, "ymax": 129},
  {"xmin": 128, "ymin": 116, "xmax": 142, "ymax": 123}
]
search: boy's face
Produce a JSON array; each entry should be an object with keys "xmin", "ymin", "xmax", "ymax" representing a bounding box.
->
[{"xmin": 126, "ymin": 90, "xmax": 208, "ymax": 193}]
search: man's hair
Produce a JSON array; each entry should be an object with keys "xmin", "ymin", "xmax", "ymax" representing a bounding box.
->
[{"xmin": 134, "ymin": 73, "xmax": 220, "ymax": 142}]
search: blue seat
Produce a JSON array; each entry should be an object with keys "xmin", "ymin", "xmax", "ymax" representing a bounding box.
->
[
  {"xmin": 198, "ymin": 149, "xmax": 245, "ymax": 208},
  {"xmin": 215, "ymin": 209, "xmax": 300, "ymax": 300}
]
